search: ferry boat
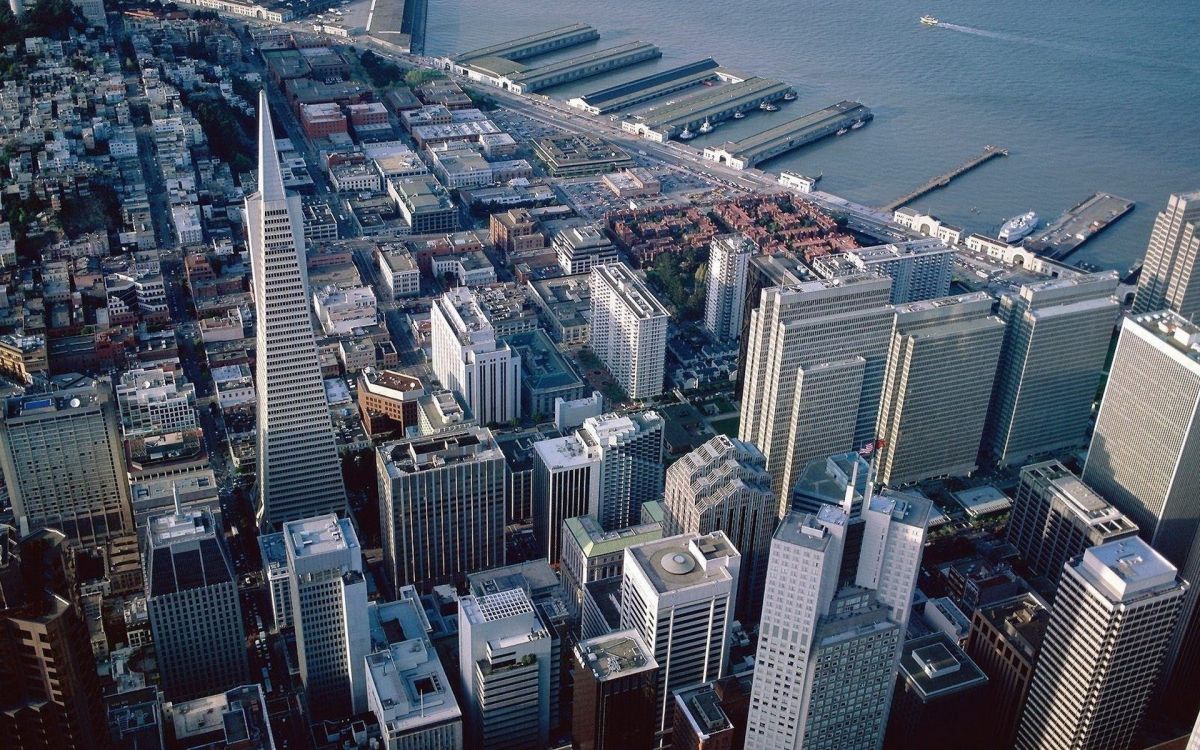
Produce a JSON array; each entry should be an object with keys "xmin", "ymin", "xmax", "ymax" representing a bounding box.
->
[
  {"xmin": 678, "ymin": 126, "xmax": 696, "ymax": 141},
  {"xmin": 783, "ymin": 91, "xmax": 797, "ymax": 101},
  {"xmin": 698, "ymin": 119, "xmax": 715, "ymax": 134},
  {"xmin": 998, "ymin": 211, "xmax": 1039, "ymax": 243},
  {"xmin": 920, "ymin": 15, "xmax": 939, "ymax": 26},
  {"xmin": 760, "ymin": 101, "xmax": 779, "ymax": 112},
  {"xmin": 732, "ymin": 111, "xmax": 746, "ymax": 119}
]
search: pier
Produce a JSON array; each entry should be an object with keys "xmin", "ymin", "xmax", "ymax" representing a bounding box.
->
[
  {"xmin": 881, "ymin": 145, "xmax": 1008, "ymax": 212},
  {"xmin": 622, "ymin": 77, "xmax": 793, "ymax": 142},
  {"xmin": 568, "ymin": 59, "xmax": 722, "ymax": 115},
  {"xmin": 1025, "ymin": 192, "xmax": 1135, "ymax": 260},
  {"xmin": 459, "ymin": 41, "xmax": 662, "ymax": 94},
  {"xmin": 702, "ymin": 101, "xmax": 872, "ymax": 170},
  {"xmin": 453, "ymin": 23, "xmax": 598, "ymax": 63}
]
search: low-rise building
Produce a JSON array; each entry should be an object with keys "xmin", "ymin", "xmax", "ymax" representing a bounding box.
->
[
  {"xmin": 534, "ymin": 134, "xmax": 633, "ymax": 177},
  {"xmin": 314, "ymin": 285, "xmax": 377, "ymax": 335},
  {"xmin": 554, "ymin": 224, "xmax": 619, "ymax": 275},
  {"xmin": 431, "ymin": 250, "xmax": 497, "ymax": 287},
  {"xmin": 376, "ymin": 243, "xmax": 421, "ymax": 299},
  {"xmin": 358, "ymin": 367, "xmax": 424, "ymax": 439},
  {"xmin": 528, "ymin": 273, "xmax": 593, "ymax": 346},
  {"xmin": 506, "ymin": 329, "xmax": 587, "ymax": 418},
  {"xmin": 491, "ymin": 208, "xmax": 545, "ymax": 255},
  {"xmin": 300, "ymin": 102, "xmax": 348, "ymax": 138},
  {"xmin": 0, "ymin": 334, "xmax": 47, "ymax": 384},
  {"xmin": 388, "ymin": 175, "xmax": 458, "ymax": 235}
]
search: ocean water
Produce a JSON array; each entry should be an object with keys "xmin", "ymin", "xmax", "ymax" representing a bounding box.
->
[{"xmin": 425, "ymin": 0, "xmax": 1200, "ymax": 270}]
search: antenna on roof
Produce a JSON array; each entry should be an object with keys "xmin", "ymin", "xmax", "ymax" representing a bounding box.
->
[
  {"xmin": 172, "ymin": 479, "xmax": 182, "ymax": 516},
  {"xmin": 843, "ymin": 459, "xmax": 858, "ymax": 515}
]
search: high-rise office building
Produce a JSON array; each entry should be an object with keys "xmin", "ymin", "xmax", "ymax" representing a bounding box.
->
[
  {"xmin": 258, "ymin": 531, "xmax": 292, "ymax": 630},
  {"xmin": 0, "ymin": 527, "xmax": 106, "ymax": 750},
  {"xmin": 115, "ymin": 366, "xmax": 198, "ymax": 438},
  {"xmin": 619, "ymin": 531, "xmax": 740, "ymax": 744},
  {"xmin": 662, "ymin": 435, "xmax": 777, "ymax": 623},
  {"xmin": 430, "ymin": 287, "xmax": 521, "ymax": 425},
  {"xmin": 589, "ymin": 262, "xmax": 670, "ymax": 400},
  {"xmin": 884, "ymin": 632, "xmax": 989, "ymax": 750},
  {"xmin": 1009, "ymin": 460, "xmax": 1138, "ymax": 593},
  {"xmin": 739, "ymin": 275, "xmax": 894, "ymax": 497},
  {"xmin": 672, "ymin": 674, "xmax": 754, "ymax": 750},
  {"xmin": 559, "ymin": 511, "xmax": 663, "ymax": 616},
  {"xmin": 983, "ymin": 272, "xmax": 1119, "ymax": 466},
  {"xmin": 571, "ymin": 629, "xmax": 658, "ymax": 750},
  {"xmin": 284, "ymin": 515, "xmax": 369, "ymax": 720},
  {"xmin": 792, "ymin": 451, "xmax": 870, "ymax": 517},
  {"xmin": 378, "ymin": 427, "xmax": 506, "ymax": 591},
  {"xmin": 704, "ymin": 233, "xmax": 753, "ymax": 340},
  {"xmin": 1016, "ymin": 538, "xmax": 1186, "ymax": 750},
  {"xmin": 458, "ymin": 587, "xmax": 553, "ymax": 749},
  {"xmin": 533, "ymin": 432, "xmax": 601, "ymax": 565},
  {"xmin": 736, "ymin": 252, "xmax": 808, "ymax": 395},
  {"xmin": 875, "ymin": 293, "xmax": 1005, "ymax": 486},
  {"xmin": 145, "ymin": 508, "xmax": 248, "ymax": 701},
  {"xmin": 580, "ymin": 410, "xmax": 665, "ymax": 531},
  {"xmin": 0, "ymin": 377, "xmax": 131, "ymax": 546},
  {"xmin": 1133, "ymin": 190, "xmax": 1200, "ymax": 318},
  {"xmin": 248, "ymin": 92, "xmax": 347, "ymax": 528},
  {"xmin": 840, "ymin": 239, "xmax": 954, "ymax": 304},
  {"xmin": 745, "ymin": 491, "xmax": 930, "ymax": 750}
]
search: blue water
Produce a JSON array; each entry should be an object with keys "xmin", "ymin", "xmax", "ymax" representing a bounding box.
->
[{"xmin": 425, "ymin": 0, "xmax": 1200, "ymax": 271}]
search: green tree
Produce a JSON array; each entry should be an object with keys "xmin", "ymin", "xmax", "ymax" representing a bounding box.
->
[{"xmin": 404, "ymin": 68, "xmax": 445, "ymax": 88}]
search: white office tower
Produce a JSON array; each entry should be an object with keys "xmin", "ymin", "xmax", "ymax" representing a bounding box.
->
[
  {"xmin": 1133, "ymin": 190, "xmax": 1200, "ymax": 318},
  {"xmin": 1188, "ymin": 711, "xmax": 1200, "ymax": 750},
  {"xmin": 378, "ymin": 427, "xmax": 506, "ymax": 590},
  {"xmin": 258, "ymin": 531, "xmax": 292, "ymax": 630},
  {"xmin": 284, "ymin": 515, "xmax": 369, "ymax": 720},
  {"xmin": 662, "ymin": 435, "xmax": 777, "ymax": 623},
  {"xmin": 589, "ymin": 262, "xmax": 670, "ymax": 400},
  {"xmin": 145, "ymin": 508, "xmax": 248, "ymax": 701},
  {"xmin": 580, "ymin": 410, "xmax": 666, "ymax": 530},
  {"xmin": 1009, "ymin": 460, "xmax": 1138, "ymax": 592},
  {"xmin": 247, "ymin": 92, "xmax": 346, "ymax": 528},
  {"xmin": 619, "ymin": 531, "xmax": 740, "ymax": 744},
  {"xmin": 115, "ymin": 366, "xmax": 197, "ymax": 437},
  {"xmin": 843, "ymin": 239, "xmax": 953, "ymax": 304},
  {"xmin": 533, "ymin": 433, "xmax": 601, "ymax": 565},
  {"xmin": 458, "ymin": 587, "xmax": 553, "ymax": 749},
  {"xmin": 739, "ymin": 275, "xmax": 894, "ymax": 498},
  {"xmin": 0, "ymin": 377, "xmax": 132, "ymax": 546},
  {"xmin": 1015, "ymin": 538, "xmax": 1187, "ymax": 750},
  {"xmin": 430, "ymin": 287, "xmax": 521, "ymax": 425},
  {"xmin": 875, "ymin": 293, "xmax": 1005, "ymax": 486},
  {"xmin": 705, "ymin": 233, "xmax": 754, "ymax": 340},
  {"xmin": 983, "ymin": 272, "xmax": 1119, "ymax": 466},
  {"xmin": 745, "ymin": 492, "xmax": 929, "ymax": 750}
]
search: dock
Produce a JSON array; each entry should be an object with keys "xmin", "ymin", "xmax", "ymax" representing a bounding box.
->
[
  {"xmin": 1025, "ymin": 192, "xmax": 1135, "ymax": 260},
  {"xmin": 459, "ymin": 41, "xmax": 662, "ymax": 94},
  {"xmin": 702, "ymin": 101, "xmax": 872, "ymax": 170},
  {"xmin": 453, "ymin": 23, "xmax": 598, "ymax": 63},
  {"xmin": 881, "ymin": 145, "xmax": 1008, "ymax": 212},
  {"xmin": 622, "ymin": 77, "xmax": 793, "ymax": 142},
  {"xmin": 568, "ymin": 59, "xmax": 721, "ymax": 115}
]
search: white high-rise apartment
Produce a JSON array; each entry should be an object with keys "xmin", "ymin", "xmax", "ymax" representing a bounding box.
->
[
  {"xmin": 115, "ymin": 366, "xmax": 197, "ymax": 438},
  {"xmin": 875, "ymin": 293, "xmax": 1005, "ymax": 486},
  {"xmin": 705, "ymin": 233, "xmax": 753, "ymax": 340},
  {"xmin": 579, "ymin": 410, "xmax": 665, "ymax": 530},
  {"xmin": 430, "ymin": 287, "xmax": 521, "ymax": 425},
  {"xmin": 284, "ymin": 514, "xmax": 369, "ymax": 720},
  {"xmin": 1015, "ymin": 537, "xmax": 1187, "ymax": 750},
  {"xmin": 1133, "ymin": 190, "xmax": 1200, "ymax": 318},
  {"xmin": 145, "ymin": 508, "xmax": 248, "ymax": 701},
  {"xmin": 984, "ymin": 272, "xmax": 1119, "ymax": 466},
  {"xmin": 589, "ymin": 262, "xmax": 670, "ymax": 400},
  {"xmin": 662, "ymin": 435, "xmax": 777, "ymax": 623},
  {"xmin": 378, "ymin": 427, "xmax": 506, "ymax": 590},
  {"xmin": 739, "ymin": 274, "xmax": 894, "ymax": 498},
  {"xmin": 0, "ymin": 376, "xmax": 131, "ymax": 546},
  {"xmin": 247, "ymin": 92, "xmax": 346, "ymax": 528},
  {"xmin": 458, "ymin": 587, "xmax": 552, "ymax": 749},
  {"xmin": 745, "ymin": 491, "xmax": 930, "ymax": 750},
  {"xmin": 619, "ymin": 531, "xmax": 740, "ymax": 744},
  {"xmin": 533, "ymin": 432, "xmax": 601, "ymax": 565}
]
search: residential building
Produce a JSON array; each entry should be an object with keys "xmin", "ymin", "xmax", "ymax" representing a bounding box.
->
[
  {"xmin": 704, "ymin": 233, "xmax": 753, "ymax": 340},
  {"xmin": 814, "ymin": 239, "xmax": 953, "ymax": 304},
  {"xmin": 875, "ymin": 293, "xmax": 1005, "ymax": 486},
  {"xmin": 1015, "ymin": 538, "xmax": 1186, "ymax": 750},
  {"xmin": 983, "ymin": 273, "xmax": 1119, "ymax": 466},
  {"xmin": 580, "ymin": 410, "xmax": 666, "ymax": 531},
  {"xmin": 431, "ymin": 287, "xmax": 521, "ymax": 425},
  {"xmin": 589, "ymin": 263, "xmax": 670, "ymax": 400},
  {"xmin": 145, "ymin": 509, "xmax": 248, "ymax": 701},
  {"xmin": 571, "ymin": 629, "xmax": 658, "ymax": 750},
  {"xmin": 560, "ymin": 511, "xmax": 663, "ymax": 616},
  {"xmin": 662, "ymin": 435, "xmax": 777, "ymax": 622},
  {"xmin": 247, "ymin": 93, "xmax": 347, "ymax": 528},
  {"xmin": 1133, "ymin": 190, "xmax": 1200, "ymax": 318}
]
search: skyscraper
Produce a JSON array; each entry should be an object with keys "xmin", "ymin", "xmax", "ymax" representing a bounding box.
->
[
  {"xmin": 144, "ymin": 508, "xmax": 248, "ymax": 701},
  {"xmin": 1133, "ymin": 190, "xmax": 1200, "ymax": 318},
  {"xmin": 983, "ymin": 272, "xmax": 1119, "ymax": 466},
  {"xmin": 533, "ymin": 432, "xmax": 601, "ymax": 565},
  {"xmin": 571, "ymin": 629, "xmax": 658, "ymax": 750},
  {"xmin": 284, "ymin": 515, "xmax": 369, "ymax": 720},
  {"xmin": 662, "ymin": 435, "xmax": 777, "ymax": 623},
  {"xmin": 1008, "ymin": 460, "xmax": 1138, "ymax": 593},
  {"xmin": 736, "ymin": 252, "xmax": 808, "ymax": 395},
  {"xmin": 0, "ymin": 377, "xmax": 131, "ymax": 546},
  {"xmin": 378, "ymin": 427, "xmax": 506, "ymax": 591},
  {"xmin": 620, "ymin": 531, "xmax": 740, "ymax": 744},
  {"xmin": 704, "ymin": 233, "xmax": 753, "ymax": 340},
  {"xmin": 247, "ymin": 92, "xmax": 347, "ymax": 528},
  {"xmin": 589, "ymin": 262, "xmax": 670, "ymax": 400},
  {"xmin": 559, "ymin": 512, "xmax": 663, "ymax": 615},
  {"xmin": 580, "ymin": 410, "xmax": 665, "ymax": 531},
  {"xmin": 1015, "ymin": 538, "xmax": 1186, "ymax": 750},
  {"xmin": 430, "ymin": 287, "xmax": 521, "ymax": 425},
  {"xmin": 875, "ymin": 293, "xmax": 1005, "ymax": 486},
  {"xmin": 739, "ymin": 274, "xmax": 894, "ymax": 497}
]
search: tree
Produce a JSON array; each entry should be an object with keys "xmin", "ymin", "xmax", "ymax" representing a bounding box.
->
[
  {"xmin": 22, "ymin": 0, "xmax": 85, "ymax": 40},
  {"xmin": 404, "ymin": 68, "xmax": 445, "ymax": 88}
]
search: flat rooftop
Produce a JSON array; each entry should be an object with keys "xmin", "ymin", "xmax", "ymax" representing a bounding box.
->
[
  {"xmin": 576, "ymin": 629, "xmax": 657, "ymax": 681},
  {"xmin": 1078, "ymin": 537, "xmax": 1180, "ymax": 602},
  {"xmin": 283, "ymin": 515, "xmax": 358, "ymax": 560},
  {"xmin": 381, "ymin": 427, "xmax": 501, "ymax": 475},
  {"xmin": 454, "ymin": 23, "xmax": 597, "ymax": 62},
  {"xmin": 565, "ymin": 514, "xmax": 663, "ymax": 558},
  {"xmin": 533, "ymin": 434, "xmax": 599, "ymax": 470},
  {"xmin": 591, "ymin": 263, "xmax": 670, "ymax": 320},
  {"xmin": 714, "ymin": 100, "xmax": 869, "ymax": 158},
  {"xmin": 951, "ymin": 485, "xmax": 1012, "ymax": 518},
  {"xmin": 898, "ymin": 633, "xmax": 988, "ymax": 702},
  {"xmin": 627, "ymin": 531, "xmax": 737, "ymax": 594},
  {"xmin": 506, "ymin": 329, "xmax": 583, "ymax": 390},
  {"xmin": 1130, "ymin": 310, "xmax": 1200, "ymax": 368}
]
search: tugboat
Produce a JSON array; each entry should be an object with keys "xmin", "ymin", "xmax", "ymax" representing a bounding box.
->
[
  {"xmin": 732, "ymin": 111, "xmax": 746, "ymax": 119},
  {"xmin": 759, "ymin": 101, "xmax": 779, "ymax": 112},
  {"xmin": 783, "ymin": 90, "xmax": 797, "ymax": 101},
  {"xmin": 698, "ymin": 119, "xmax": 715, "ymax": 134},
  {"xmin": 920, "ymin": 15, "xmax": 940, "ymax": 26},
  {"xmin": 678, "ymin": 125, "xmax": 695, "ymax": 141}
]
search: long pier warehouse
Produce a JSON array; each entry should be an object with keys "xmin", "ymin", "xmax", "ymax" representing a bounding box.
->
[
  {"xmin": 567, "ymin": 59, "xmax": 722, "ymax": 114},
  {"xmin": 623, "ymin": 77, "xmax": 793, "ymax": 142},
  {"xmin": 455, "ymin": 36, "xmax": 662, "ymax": 94},
  {"xmin": 702, "ymin": 101, "xmax": 872, "ymax": 169},
  {"xmin": 453, "ymin": 23, "xmax": 598, "ymax": 64}
]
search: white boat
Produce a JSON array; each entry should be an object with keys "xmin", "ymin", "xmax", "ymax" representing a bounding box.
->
[
  {"xmin": 998, "ymin": 211, "xmax": 1039, "ymax": 243},
  {"xmin": 698, "ymin": 119, "xmax": 714, "ymax": 134},
  {"xmin": 920, "ymin": 15, "xmax": 940, "ymax": 26},
  {"xmin": 851, "ymin": 120, "xmax": 866, "ymax": 130},
  {"xmin": 678, "ymin": 126, "xmax": 696, "ymax": 141},
  {"xmin": 760, "ymin": 102, "xmax": 779, "ymax": 112},
  {"xmin": 837, "ymin": 127, "xmax": 849, "ymax": 136},
  {"xmin": 732, "ymin": 111, "xmax": 746, "ymax": 119},
  {"xmin": 783, "ymin": 91, "xmax": 797, "ymax": 101}
]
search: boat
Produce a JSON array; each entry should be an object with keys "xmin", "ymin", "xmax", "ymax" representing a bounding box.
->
[
  {"xmin": 837, "ymin": 127, "xmax": 849, "ymax": 136},
  {"xmin": 678, "ymin": 126, "xmax": 695, "ymax": 141},
  {"xmin": 698, "ymin": 119, "xmax": 714, "ymax": 134},
  {"xmin": 760, "ymin": 101, "xmax": 779, "ymax": 112},
  {"xmin": 851, "ymin": 119, "xmax": 866, "ymax": 130},
  {"xmin": 998, "ymin": 211, "xmax": 1039, "ymax": 243},
  {"xmin": 920, "ymin": 15, "xmax": 939, "ymax": 26},
  {"xmin": 732, "ymin": 111, "xmax": 746, "ymax": 119},
  {"xmin": 783, "ymin": 91, "xmax": 797, "ymax": 101}
]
